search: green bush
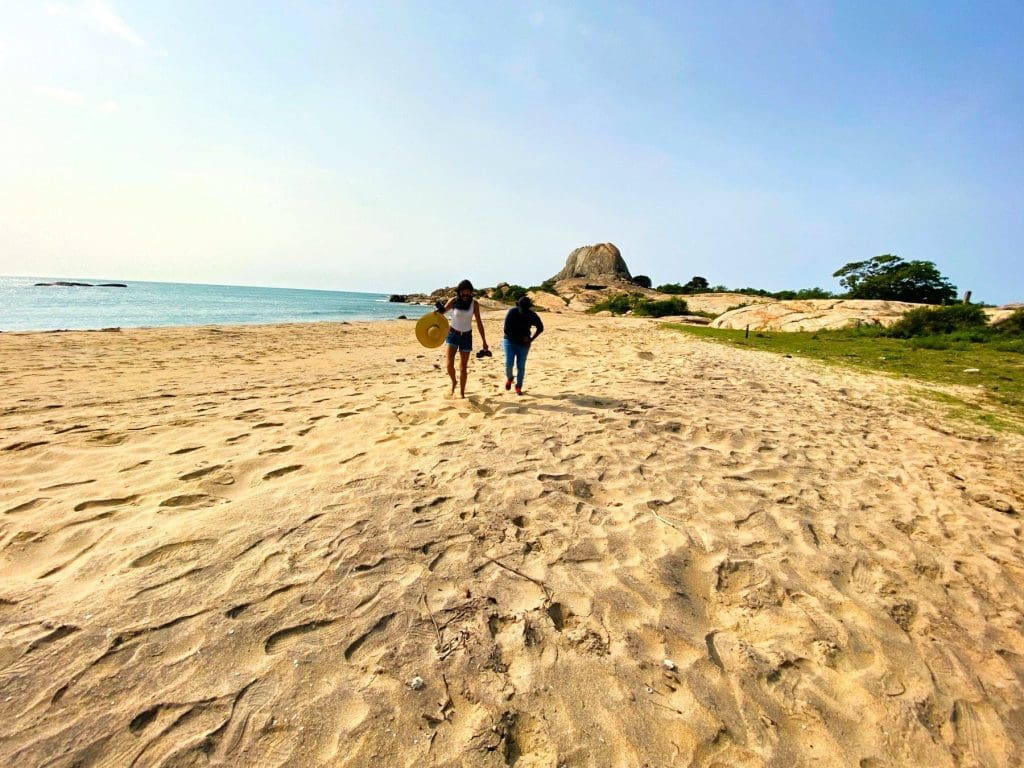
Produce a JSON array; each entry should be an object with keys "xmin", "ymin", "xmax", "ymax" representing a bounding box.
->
[
  {"xmin": 656, "ymin": 283, "xmax": 686, "ymax": 295},
  {"xmin": 634, "ymin": 297, "xmax": 689, "ymax": 317},
  {"xmin": 492, "ymin": 284, "xmax": 529, "ymax": 304},
  {"xmin": 589, "ymin": 293, "xmax": 688, "ymax": 317},
  {"xmin": 633, "ymin": 275, "xmax": 653, "ymax": 289},
  {"xmin": 589, "ymin": 293, "xmax": 636, "ymax": 315},
  {"xmin": 539, "ymin": 278, "xmax": 558, "ymax": 295},
  {"xmin": 885, "ymin": 304, "xmax": 989, "ymax": 338}
]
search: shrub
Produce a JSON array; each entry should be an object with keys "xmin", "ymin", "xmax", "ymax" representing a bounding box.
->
[
  {"xmin": 633, "ymin": 297, "xmax": 689, "ymax": 317},
  {"xmin": 539, "ymin": 278, "xmax": 558, "ymax": 295},
  {"xmin": 656, "ymin": 283, "xmax": 686, "ymax": 294},
  {"xmin": 771, "ymin": 287, "xmax": 837, "ymax": 300},
  {"xmin": 885, "ymin": 304, "xmax": 989, "ymax": 338},
  {"xmin": 492, "ymin": 284, "xmax": 529, "ymax": 304},
  {"xmin": 589, "ymin": 293, "xmax": 688, "ymax": 317},
  {"xmin": 589, "ymin": 293, "xmax": 636, "ymax": 315},
  {"xmin": 633, "ymin": 275, "xmax": 653, "ymax": 288}
]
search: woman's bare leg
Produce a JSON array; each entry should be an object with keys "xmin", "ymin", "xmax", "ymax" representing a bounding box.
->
[
  {"xmin": 459, "ymin": 350, "xmax": 470, "ymax": 398},
  {"xmin": 445, "ymin": 345, "xmax": 457, "ymax": 396}
]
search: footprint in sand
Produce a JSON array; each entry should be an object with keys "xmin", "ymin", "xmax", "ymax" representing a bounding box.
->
[
  {"xmin": 263, "ymin": 465, "xmax": 302, "ymax": 480},
  {"xmin": 4, "ymin": 441, "xmax": 49, "ymax": 451},
  {"xmin": 5, "ymin": 498, "xmax": 48, "ymax": 515},
  {"xmin": 259, "ymin": 445, "xmax": 293, "ymax": 455},
  {"xmin": 158, "ymin": 494, "xmax": 221, "ymax": 509},
  {"xmin": 40, "ymin": 479, "xmax": 96, "ymax": 491},
  {"xmin": 130, "ymin": 539, "xmax": 216, "ymax": 568},
  {"xmin": 343, "ymin": 612, "xmax": 397, "ymax": 662},
  {"xmin": 264, "ymin": 619, "xmax": 337, "ymax": 655},
  {"xmin": 178, "ymin": 465, "xmax": 224, "ymax": 481},
  {"xmin": 73, "ymin": 495, "xmax": 139, "ymax": 512},
  {"xmin": 169, "ymin": 446, "xmax": 203, "ymax": 455}
]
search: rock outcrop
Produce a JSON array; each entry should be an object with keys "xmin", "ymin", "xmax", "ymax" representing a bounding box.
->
[
  {"xmin": 710, "ymin": 299, "xmax": 928, "ymax": 332},
  {"xmin": 34, "ymin": 282, "xmax": 127, "ymax": 288},
  {"xmin": 552, "ymin": 243, "xmax": 632, "ymax": 282},
  {"xmin": 525, "ymin": 290, "xmax": 569, "ymax": 313}
]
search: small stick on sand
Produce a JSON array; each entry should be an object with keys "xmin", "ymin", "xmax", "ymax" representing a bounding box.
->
[
  {"xmin": 483, "ymin": 556, "xmax": 552, "ymax": 601},
  {"xmin": 651, "ymin": 509, "xmax": 683, "ymax": 531},
  {"xmin": 420, "ymin": 585, "xmax": 444, "ymax": 651}
]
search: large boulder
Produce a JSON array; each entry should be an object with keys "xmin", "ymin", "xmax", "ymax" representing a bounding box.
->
[
  {"xmin": 552, "ymin": 243, "xmax": 632, "ymax": 282},
  {"xmin": 526, "ymin": 290, "xmax": 569, "ymax": 313},
  {"xmin": 710, "ymin": 299, "xmax": 927, "ymax": 332},
  {"xmin": 681, "ymin": 293, "xmax": 776, "ymax": 316}
]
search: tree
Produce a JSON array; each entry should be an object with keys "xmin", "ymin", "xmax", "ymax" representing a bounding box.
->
[
  {"xmin": 682, "ymin": 276, "xmax": 709, "ymax": 294},
  {"xmin": 656, "ymin": 283, "xmax": 685, "ymax": 294},
  {"xmin": 633, "ymin": 275, "xmax": 652, "ymax": 288},
  {"xmin": 833, "ymin": 255, "xmax": 957, "ymax": 304}
]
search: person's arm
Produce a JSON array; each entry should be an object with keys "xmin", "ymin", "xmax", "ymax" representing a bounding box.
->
[
  {"xmin": 436, "ymin": 298, "xmax": 454, "ymax": 313},
  {"xmin": 530, "ymin": 312, "xmax": 544, "ymax": 343},
  {"xmin": 474, "ymin": 300, "xmax": 488, "ymax": 349}
]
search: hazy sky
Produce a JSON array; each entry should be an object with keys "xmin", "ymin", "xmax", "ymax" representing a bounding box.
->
[{"xmin": 1, "ymin": 2, "xmax": 1021, "ymax": 302}]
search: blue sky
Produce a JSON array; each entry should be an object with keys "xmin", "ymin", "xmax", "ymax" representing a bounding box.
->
[{"xmin": 1, "ymin": 2, "xmax": 1021, "ymax": 303}]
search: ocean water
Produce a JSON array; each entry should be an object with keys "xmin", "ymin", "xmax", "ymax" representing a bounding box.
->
[{"xmin": 0, "ymin": 276, "xmax": 429, "ymax": 332}]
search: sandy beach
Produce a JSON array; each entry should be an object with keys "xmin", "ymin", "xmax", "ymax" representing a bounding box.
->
[{"xmin": 1, "ymin": 312, "xmax": 1022, "ymax": 767}]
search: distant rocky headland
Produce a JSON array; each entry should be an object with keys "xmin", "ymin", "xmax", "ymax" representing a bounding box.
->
[
  {"xmin": 392, "ymin": 242, "xmax": 1021, "ymax": 332},
  {"xmin": 35, "ymin": 282, "xmax": 128, "ymax": 288}
]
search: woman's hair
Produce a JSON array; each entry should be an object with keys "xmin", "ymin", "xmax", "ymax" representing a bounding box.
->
[{"xmin": 456, "ymin": 279, "xmax": 474, "ymax": 293}]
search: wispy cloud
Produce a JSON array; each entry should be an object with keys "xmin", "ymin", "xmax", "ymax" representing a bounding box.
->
[{"xmin": 46, "ymin": 0, "xmax": 153, "ymax": 51}]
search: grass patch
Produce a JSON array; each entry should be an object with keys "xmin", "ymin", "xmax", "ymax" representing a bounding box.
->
[{"xmin": 663, "ymin": 324, "xmax": 1024, "ymax": 434}]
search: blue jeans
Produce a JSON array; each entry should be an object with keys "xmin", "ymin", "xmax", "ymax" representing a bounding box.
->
[{"xmin": 503, "ymin": 338, "xmax": 529, "ymax": 387}]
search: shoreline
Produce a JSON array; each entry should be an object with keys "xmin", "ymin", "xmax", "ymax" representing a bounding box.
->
[{"xmin": 0, "ymin": 312, "xmax": 437, "ymax": 336}]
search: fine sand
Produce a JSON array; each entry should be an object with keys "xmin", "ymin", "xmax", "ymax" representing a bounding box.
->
[{"xmin": 1, "ymin": 313, "xmax": 1022, "ymax": 767}]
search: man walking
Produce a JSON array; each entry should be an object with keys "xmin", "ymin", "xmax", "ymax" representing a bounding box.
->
[{"xmin": 503, "ymin": 296, "xmax": 544, "ymax": 395}]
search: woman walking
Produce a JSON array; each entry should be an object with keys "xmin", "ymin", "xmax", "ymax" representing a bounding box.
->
[
  {"xmin": 503, "ymin": 295, "xmax": 543, "ymax": 395},
  {"xmin": 437, "ymin": 279, "xmax": 489, "ymax": 398}
]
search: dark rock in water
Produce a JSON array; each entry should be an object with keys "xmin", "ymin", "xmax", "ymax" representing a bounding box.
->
[
  {"xmin": 389, "ymin": 294, "xmax": 408, "ymax": 303},
  {"xmin": 101, "ymin": 327, "xmax": 122, "ymax": 332},
  {"xmin": 552, "ymin": 243, "xmax": 632, "ymax": 282},
  {"xmin": 35, "ymin": 281, "xmax": 126, "ymax": 287},
  {"xmin": 397, "ymin": 315, "xmax": 408, "ymax": 320}
]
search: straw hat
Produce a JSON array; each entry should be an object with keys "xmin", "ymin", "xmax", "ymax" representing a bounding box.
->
[{"xmin": 415, "ymin": 311, "xmax": 449, "ymax": 348}]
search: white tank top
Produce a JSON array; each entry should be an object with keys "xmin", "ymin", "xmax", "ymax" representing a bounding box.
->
[{"xmin": 450, "ymin": 302, "xmax": 474, "ymax": 332}]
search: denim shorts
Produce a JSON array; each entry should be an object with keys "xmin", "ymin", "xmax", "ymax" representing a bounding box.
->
[{"xmin": 446, "ymin": 329, "xmax": 472, "ymax": 352}]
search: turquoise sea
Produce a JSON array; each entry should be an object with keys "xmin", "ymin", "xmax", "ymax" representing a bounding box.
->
[{"xmin": 0, "ymin": 276, "xmax": 428, "ymax": 332}]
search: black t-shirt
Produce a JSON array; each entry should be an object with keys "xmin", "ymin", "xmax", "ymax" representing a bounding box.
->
[{"xmin": 503, "ymin": 306, "xmax": 544, "ymax": 344}]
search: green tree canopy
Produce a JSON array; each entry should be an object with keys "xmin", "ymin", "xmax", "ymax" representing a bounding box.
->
[
  {"xmin": 833, "ymin": 255, "xmax": 957, "ymax": 304},
  {"xmin": 682, "ymin": 276, "xmax": 709, "ymax": 293}
]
